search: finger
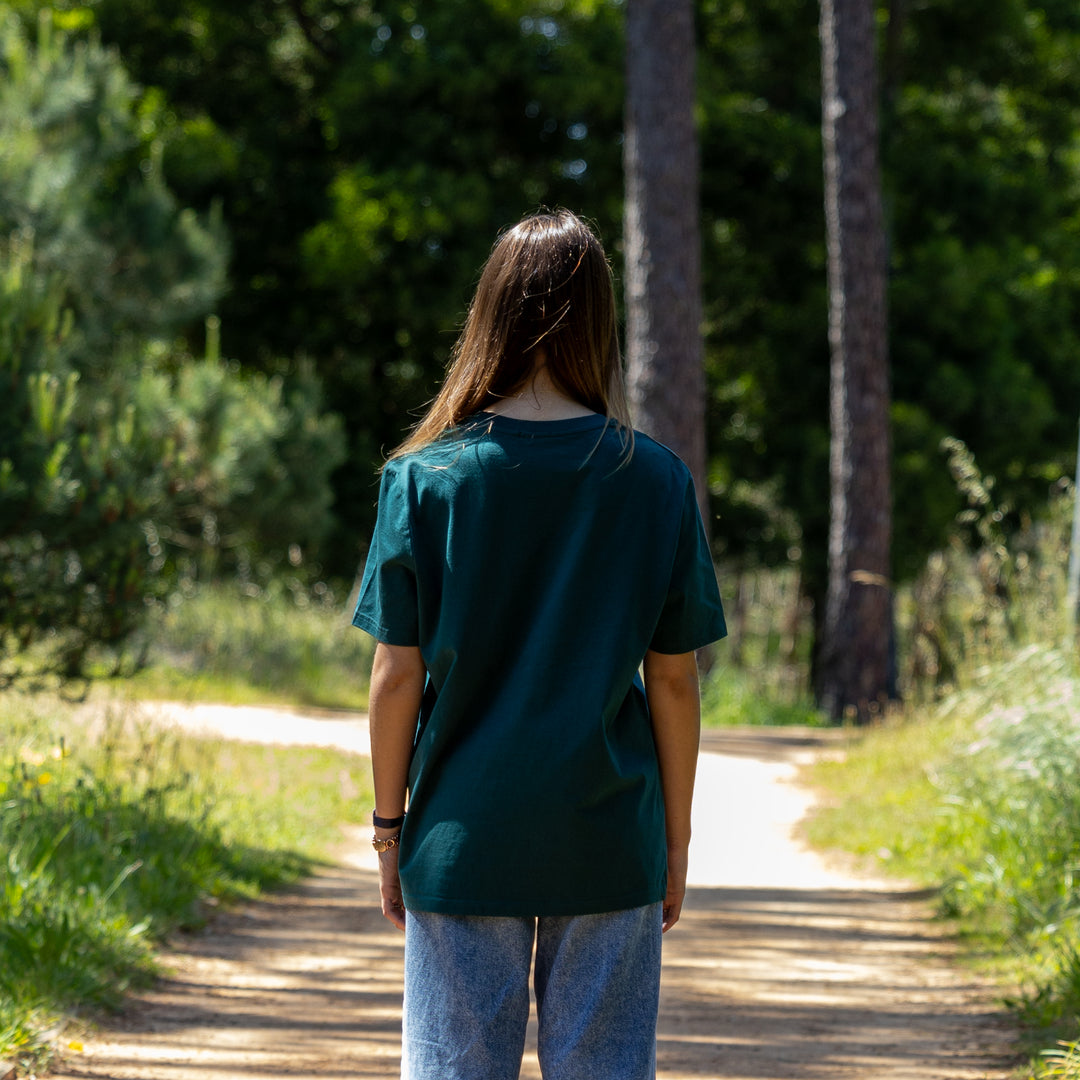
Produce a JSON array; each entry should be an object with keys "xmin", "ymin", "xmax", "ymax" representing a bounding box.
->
[
  {"xmin": 382, "ymin": 896, "xmax": 407, "ymax": 932},
  {"xmin": 662, "ymin": 896, "xmax": 683, "ymax": 933}
]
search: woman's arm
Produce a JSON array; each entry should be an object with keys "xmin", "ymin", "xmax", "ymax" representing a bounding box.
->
[
  {"xmin": 642, "ymin": 648, "xmax": 701, "ymax": 932},
  {"xmin": 369, "ymin": 641, "xmax": 426, "ymax": 931}
]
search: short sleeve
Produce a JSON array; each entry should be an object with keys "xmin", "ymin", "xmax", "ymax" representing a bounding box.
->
[
  {"xmin": 351, "ymin": 463, "xmax": 420, "ymax": 646},
  {"xmin": 649, "ymin": 476, "xmax": 727, "ymax": 654}
]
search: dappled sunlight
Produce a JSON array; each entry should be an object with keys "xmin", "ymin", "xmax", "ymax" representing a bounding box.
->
[
  {"xmin": 658, "ymin": 885, "xmax": 1014, "ymax": 1079},
  {"xmin": 49, "ymin": 861, "xmax": 405, "ymax": 1080},
  {"xmin": 43, "ymin": 729, "xmax": 1020, "ymax": 1080}
]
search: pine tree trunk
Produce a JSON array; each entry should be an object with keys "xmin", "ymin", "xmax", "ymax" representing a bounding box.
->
[
  {"xmin": 817, "ymin": 0, "xmax": 893, "ymax": 722},
  {"xmin": 623, "ymin": 0, "xmax": 708, "ymax": 525}
]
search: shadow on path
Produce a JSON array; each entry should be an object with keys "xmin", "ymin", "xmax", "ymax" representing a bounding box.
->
[
  {"xmin": 698, "ymin": 727, "xmax": 850, "ymax": 763},
  {"xmin": 657, "ymin": 884, "xmax": 1016, "ymax": 1079},
  {"xmin": 48, "ymin": 727, "xmax": 1019, "ymax": 1080},
  {"xmin": 52, "ymin": 848, "xmax": 405, "ymax": 1080}
]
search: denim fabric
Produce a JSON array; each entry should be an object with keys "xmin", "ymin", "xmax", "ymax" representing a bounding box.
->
[{"xmin": 402, "ymin": 903, "xmax": 662, "ymax": 1080}]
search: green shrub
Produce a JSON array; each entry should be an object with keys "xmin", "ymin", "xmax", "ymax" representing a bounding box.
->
[
  {"xmin": 0, "ymin": 694, "xmax": 373, "ymax": 1066},
  {"xmin": 895, "ymin": 443, "xmax": 1074, "ymax": 702},
  {"xmin": 806, "ymin": 644, "xmax": 1080, "ymax": 1071},
  {"xmin": 0, "ymin": 11, "xmax": 346, "ymax": 684}
]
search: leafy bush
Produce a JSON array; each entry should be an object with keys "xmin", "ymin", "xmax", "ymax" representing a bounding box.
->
[
  {"xmin": 0, "ymin": 10, "xmax": 346, "ymax": 683},
  {"xmin": 0, "ymin": 695, "xmax": 374, "ymax": 1066},
  {"xmin": 930, "ymin": 649, "xmax": 1080, "ymax": 1023},
  {"xmin": 939, "ymin": 651, "xmax": 1080, "ymax": 924},
  {"xmin": 808, "ymin": 458, "xmax": 1080, "ymax": 1074},
  {"xmin": 897, "ymin": 440, "xmax": 1074, "ymax": 700},
  {"xmin": 806, "ymin": 644, "xmax": 1080, "ymax": 1072}
]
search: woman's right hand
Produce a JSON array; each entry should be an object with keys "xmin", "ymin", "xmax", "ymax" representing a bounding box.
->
[{"xmin": 378, "ymin": 845, "xmax": 407, "ymax": 931}]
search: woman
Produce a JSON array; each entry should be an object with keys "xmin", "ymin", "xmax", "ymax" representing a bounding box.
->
[{"xmin": 353, "ymin": 209, "xmax": 726, "ymax": 1079}]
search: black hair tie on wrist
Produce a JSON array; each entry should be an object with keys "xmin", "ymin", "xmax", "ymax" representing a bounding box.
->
[{"xmin": 373, "ymin": 811, "xmax": 406, "ymax": 830}]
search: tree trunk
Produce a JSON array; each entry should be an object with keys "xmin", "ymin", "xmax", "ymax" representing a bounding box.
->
[
  {"xmin": 817, "ymin": 0, "xmax": 893, "ymax": 722},
  {"xmin": 623, "ymin": 0, "xmax": 708, "ymax": 526}
]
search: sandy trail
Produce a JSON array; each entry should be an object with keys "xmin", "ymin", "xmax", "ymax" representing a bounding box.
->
[{"xmin": 48, "ymin": 704, "xmax": 1017, "ymax": 1080}]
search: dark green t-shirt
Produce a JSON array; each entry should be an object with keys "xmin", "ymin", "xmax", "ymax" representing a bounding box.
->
[{"xmin": 352, "ymin": 412, "xmax": 726, "ymax": 916}]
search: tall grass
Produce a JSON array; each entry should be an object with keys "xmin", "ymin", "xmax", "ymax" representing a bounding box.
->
[
  {"xmin": 896, "ymin": 440, "xmax": 1073, "ymax": 701},
  {"xmin": 0, "ymin": 693, "xmax": 373, "ymax": 1070},
  {"xmin": 807, "ymin": 646, "xmax": 1080, "ymax": 1073},
  {"xmin": 119, "ymin": 576, "xmax": 374, "ymax": 710},
  {"xmin": 700, "ymin": 662, "xmax": 827, "ymax": 726},
  {"xmin": 700, "ymin": 565, "xmax": 828, "ymax": 726},
  {"xmin": 806, "ymin": 462, "xmax": 1080, "ymax": 1077}
]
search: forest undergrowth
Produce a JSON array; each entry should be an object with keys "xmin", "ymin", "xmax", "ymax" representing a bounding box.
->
[
  {"xmin": 2, "ymin": 444, "xmax": 1077, "ymax": 1078},
  {"xmin": 807, "ymin": 460, "xmax": 1080, "ymax": 1079},
  {"xmin": 0, "ymin": 696, "xmax": 373, "ymax": 1073}
]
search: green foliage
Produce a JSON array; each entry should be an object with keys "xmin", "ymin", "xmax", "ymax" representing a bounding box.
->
[
  {"xmin": 0, "ymin": 696, "xmax": 374, "ymax": 1065},
  {"xmin": 700, "ymin": 665, "xmax": 827, "ymax": 727},
  {"xmin": 701, "ymin": 564, "xmax": 826, "ymax": 725},
  {"xmin": 126, "ymin": 578, "xmax": 373, "ymax": 711},
  {"xmin": 932, "ymin": 650, "xmax": 1080, "ymax": 943},
  {"xmin": 884, "ymin": 0, "xmax": 1080, "ymax": 577},
  {"xmin": 0, "ymin": 6, "xmax": 227, "ymax": 357},
  {"xmin": 0, "ymin": 294, "xmax": 346, "ymax": 679},
  {"xmin": 31, "ymin": 0, "xmax": 1080, "ymax": 597},
  {"xmin": 808, "ymin": 646, "xmax": 1080, "ymax": 1065},
  {"xmin": 298, "ymin": 0, "xmax": 627, "ymax": 546},
  {"xmin": 0, "ymin": 6, "xmax": 213, "ymax": 676},
  {"xmin": 897, "ymin": 442, "xmax": 1074, "ymax": 697},
  {"xmin": 697, "ymin": 0, "xmax": 829, "ymax": 576},
  {"xmin": 1040, "ymin": 1039, "xmax": 1080, "ymax": 1080},
  {"xmin": 129, "ymin": 349, "xmax": 346, "ymax": 572},
  {"xmin": 0, "ymin": 232, "xmax": 167, "ymax": 678},
  {"xmin": 696, "ymin": 0, "xmax": 1080, "ymax": 593},
  {"xmin": 808, "ymin": 481, "xmax": 1080, "ymax": 1068},
  {"xmin": 0, "ymin": 8, "xmax": 346, "ymax": 679},
  {"xmin": 4, "ymin": 0, "xmax": 1077, "ymax": 652},
  {"xmin": 46, "ymin": 0, "xmax": 626, "ymax": 567}
]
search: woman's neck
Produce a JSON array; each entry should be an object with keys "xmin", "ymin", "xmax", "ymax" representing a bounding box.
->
[{"xmin": 485, "ymin": 359, "xmax": 595, "ymax": 421}]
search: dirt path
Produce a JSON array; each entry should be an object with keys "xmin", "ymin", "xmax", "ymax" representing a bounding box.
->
[{"xmin": 49, "ymin": 705, "xmax": 1018, "ymax": 1080}]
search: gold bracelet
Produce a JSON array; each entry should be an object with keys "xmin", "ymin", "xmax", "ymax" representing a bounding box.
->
[{"xmin": 372, "ymin": 832, "xmax": 401, "ymax": 853}]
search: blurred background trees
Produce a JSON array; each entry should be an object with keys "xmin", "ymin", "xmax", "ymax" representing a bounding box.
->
[
  {"xmin": 2, "ymin": 0, "xmax": 1079, "ymax": 692},
  {"xmin": 0, "ymin": 9, "xmax": 342, "ymax": 680}
]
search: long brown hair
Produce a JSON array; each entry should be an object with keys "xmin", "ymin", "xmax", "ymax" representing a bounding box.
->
[{"xmin": 390, "ymin": 209, "xmax": 632, "ymax": 459}]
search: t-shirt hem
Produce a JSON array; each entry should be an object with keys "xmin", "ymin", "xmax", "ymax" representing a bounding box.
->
[
  {"xmin": 351, "ymin": 611, "xmax": 418, "ymax": 647},
  {"xmin": 649, "ymin": 622, "xmax": 728, "ymax": 655},
  {"xmin": 401, "ymin": 885, "xmax": 665, "ymax": 918}
]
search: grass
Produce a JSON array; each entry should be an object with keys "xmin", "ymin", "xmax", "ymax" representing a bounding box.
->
[
  {"xmin": 804, "ymin": 461, "xmax": 1080, "ymax": 1077},
  {"xmin": 0, "ymin": 692, "xmax": 374, "ymax": 1071},
  {"xmin": 700, "ymin": 662, "xmax": 828, "ymax": 727},
  {"xmin": 698, "ymin": 563, "xmax": 828, "ymax": 727},
  {"xmin": 123, "ymin": 576, "xmax": 829, "ymax": 727},
  {"xmin": 1043, "ymin": 1041, "xmax": 1080, "ymax": 1078},
  {"xmin": 1, "ymin": 440, "xmax": 1071, "ymax": 1075},
  {"xmin": 804, "ymin": 644, "xmax": 1080, "ymax": 1077},
  {"xmin": 108, "ymin": 577, "xmax": 374, "ymax": 711}
]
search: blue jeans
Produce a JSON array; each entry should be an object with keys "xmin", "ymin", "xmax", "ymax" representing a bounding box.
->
[{"xmin": 402, "ymin": 903, "xmax": 662, "ymax": 1080}]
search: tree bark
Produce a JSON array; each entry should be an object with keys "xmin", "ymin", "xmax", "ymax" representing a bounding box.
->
[
  {"xmin": 817, "ymin": 0, "xmax": 893, "ymax": 722},
  {"xmin": 624, "ymin": 0, "xmax": 708, "ymax": 526}
]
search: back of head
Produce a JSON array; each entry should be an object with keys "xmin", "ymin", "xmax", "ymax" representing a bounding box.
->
[
  {"xmin": 469, "ymin": 209, "xmax": 622, "ymax": 410},
  {"xmin": 392, "ymin": 209, "xmax": 630, "ymax": 458}
]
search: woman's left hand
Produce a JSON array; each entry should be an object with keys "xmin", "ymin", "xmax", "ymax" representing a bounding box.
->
[{"xmin": 662, "ymin": 843, "xmax": 689, "ymax": 932}]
